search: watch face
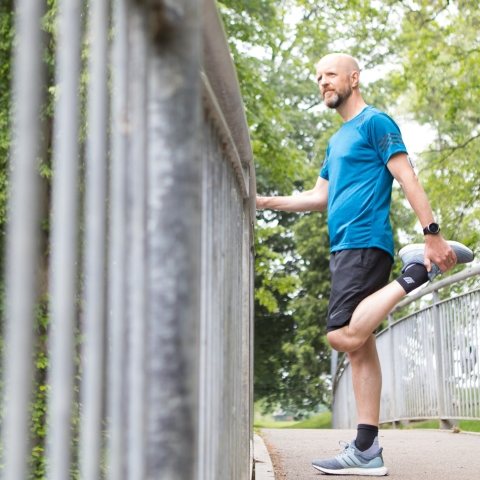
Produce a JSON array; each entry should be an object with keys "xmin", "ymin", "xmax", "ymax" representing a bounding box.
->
[{"xmin": 429, "ymin": 223, "xmax": 440, "ymax": 234}]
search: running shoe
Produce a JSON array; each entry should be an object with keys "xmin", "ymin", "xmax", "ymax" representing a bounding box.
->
[
  {"xmin": 312, "ymin": 440, "xmax": 388, "ymax": 476},
  {"xmin": 398, "ymin": 240, "xmax": 474, "ymax": 281}
]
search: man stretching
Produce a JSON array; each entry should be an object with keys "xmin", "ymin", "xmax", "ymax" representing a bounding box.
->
[{"xmin": 256, "ymin": 53, "xmax": 473, "ymax": 476}]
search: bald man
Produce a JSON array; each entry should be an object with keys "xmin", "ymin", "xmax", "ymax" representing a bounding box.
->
[{"xmin": 256, "ymin": 53, "xmax": 473, "ymax": 476}]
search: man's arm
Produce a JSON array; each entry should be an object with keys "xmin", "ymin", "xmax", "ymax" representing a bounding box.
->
[
  {"xmin": 387, "ymin": 152, "xmax": 457, "ymax": 273},
  {"xmin": 256, "ymin": 176, "xmax": 328, "ymax": 212}
]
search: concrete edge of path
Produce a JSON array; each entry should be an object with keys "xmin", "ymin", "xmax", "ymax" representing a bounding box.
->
[{"xmin": 254, "ymin": 433, "xmax": 275, "ymax": 479}]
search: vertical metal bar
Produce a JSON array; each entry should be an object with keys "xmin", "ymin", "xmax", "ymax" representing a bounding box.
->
[
  {"xmin": 430, "ymin": 309, "xmax": 437, "ymax": 417},
  {"xmin": 330, "ymin": 349, "xmax": 339, "ymax": 383},
  {"xmin": 459, "ymin": 297, "xmax": 466, "ymax": 418},
  {"xmin": 453, "ymin": 298, "xmax": 460, "ymax": 418},
  {"xmin": 211, "ymin": 136, "xmax": 217, "ymax": 473},
  {"xmin": 2, "ymin": 1, "xmax": 45, "ymax": 479},
  {"xmin": 145, "ymin": 0, "xmax": 202, "ymax": 476},
  {"xmin": 242, "ymin": 198, "xmax": 251, "ymax": 479},
  {"xmin": 444, "ymin": 302, "xmax": 453, "ymax": 417},
  {"xmin": 433, "ymin": 291, "xmax": 448, "ymax": 427},
  {"xmin": 249, "ymin": 212, "xmax": 255, "ymax": 476},
  {"xmin": 465, "ymin": 295, "xmax": 472, "ymax": 419},
  {"xmin": 474, "ymin": 293, "xmax": 480, "ymax": 419},
  {"xmin": 388, "ymin": 314, "xmax": 397, "ymax": 427},
  {"xmin": 220, "ymin": 148, "xmax": 227, "ymax": 476},
  {"xmin": 330, "ymin": 348, "xmax": 338, "ymax": 428},
  {"xmin": 125, "ymin": 5, "xmax": 148, "ymax": 478},
  {"xmin": 198, "ymin": 116, "xmax": 209, "ymax": 480},
  {"xmin": 106, "ymin": 0, "xmax": 129, "ymax": 476},
  {"xmin": 211, "ymin": 132, "xmax": 219, "ymax": 478},
  {"xmin": 207, "ymin": 118, "xmax": 215, "ymax": 480},
  {"xmin": 211, "ymin": 128, "xmax": 218, "ymax": 478},
  {"xmin": 46, "ymin": 0, "xmax": 83, "ymax": 477},
  {"xmin": 80, "ymin": 0, "xmax": 110, "ymax": 477}
]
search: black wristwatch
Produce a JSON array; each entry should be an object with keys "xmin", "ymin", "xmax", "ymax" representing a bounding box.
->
[{"xmin": 423, "ymin": 222, "xmax": 441, "ymax": 235}]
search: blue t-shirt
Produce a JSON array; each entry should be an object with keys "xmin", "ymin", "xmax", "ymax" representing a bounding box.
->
[{"xmin": 319, "ymin": 106, "xmax": 408, "ymax": 259}]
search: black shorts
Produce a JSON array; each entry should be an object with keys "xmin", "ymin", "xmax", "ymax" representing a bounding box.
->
[{"xmin": 326, "ymin": 248, "xmax": 392, "ymax": 333}]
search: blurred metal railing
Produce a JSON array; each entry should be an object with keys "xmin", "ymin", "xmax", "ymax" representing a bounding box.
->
[
  {"xmin": 332, "ymin": 265, "xmax": 480, "ymax": 430},
  {"xmin": 1, "ymin": 0, "xmax": 255, "ymax": 479}
]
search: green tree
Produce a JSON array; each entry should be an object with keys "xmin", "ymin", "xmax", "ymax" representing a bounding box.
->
[{"xmin": 390, "ymin": 0, "xmax": 480, "ymax": 252}]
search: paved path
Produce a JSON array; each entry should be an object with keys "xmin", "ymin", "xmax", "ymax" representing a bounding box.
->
[{"xmin": 261, "ymin": 428, "xmax": 480, "ymax": 479}]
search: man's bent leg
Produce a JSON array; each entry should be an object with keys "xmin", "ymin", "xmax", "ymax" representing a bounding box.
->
[{"xmin": 328, "ymin": 280, "xmax": 405, "ymax": 352}]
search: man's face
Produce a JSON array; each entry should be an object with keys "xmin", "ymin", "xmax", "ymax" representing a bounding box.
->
[{"xmin": 316, "ymin": 60, "xmax": 353, "ymax": 109}]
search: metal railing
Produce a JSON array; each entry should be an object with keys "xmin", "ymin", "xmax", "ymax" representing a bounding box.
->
[
  {"xmin": 1, "ymin": 0, "xmax": 255, "ymax": 479},
  {"xmin": 332, "ymin": 265, "xmax": 480, "ymax": 429}
]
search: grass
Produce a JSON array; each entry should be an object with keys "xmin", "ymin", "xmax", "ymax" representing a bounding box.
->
[
  {"xmin": 254, "ymin": 420, "xmax": 299, "ymax": 428},
  {"xmin": 381, "ymin": 419, "xmax": 480, "ymax": 433},
  {"xmin": 286, "ymin": 411, "xmax": 332, "ymax": 429},
  {"xmin": 254, "ymin": 411, "xmax": 332, "ymax": 429},
  {"xmin": 458, "ymin": 420, "xmax": 480, "ymax": 432},
  {"xmin": 409, "ymin": 419, "xmax": 440, "ymax": 429}
]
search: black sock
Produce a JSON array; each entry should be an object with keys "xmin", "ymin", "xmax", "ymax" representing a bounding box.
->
[
  {"xmin": 395, "ymin": 263, "xmax": 429, "ymax": 294},
  {"xmin": 356, "ymin": 424, "xmax": 379, "ymax": 452}
]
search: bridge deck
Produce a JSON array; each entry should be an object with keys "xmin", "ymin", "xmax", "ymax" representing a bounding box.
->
[{"xmin": 261, "ymin": 428, "xmax": 480, "ymax": 479}]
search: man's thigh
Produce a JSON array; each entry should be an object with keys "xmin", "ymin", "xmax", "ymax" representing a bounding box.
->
[{"xmin": 326, "ymin": 248, "xmax": 392, "ymax": 333}]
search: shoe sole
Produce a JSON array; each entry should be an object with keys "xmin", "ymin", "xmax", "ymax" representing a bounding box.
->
[
  {"xmin": 398, "ymin": 241, "xmax": 474, "ymax": 264},
  {"xmin": 312, "ymin": 464, "xmax": 388, "ymax": 476}
]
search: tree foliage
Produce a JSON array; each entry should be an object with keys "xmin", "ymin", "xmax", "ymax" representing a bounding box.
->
[{"xmin": 390, "ymin": 0, "xmax": 480, "ymax": 249}]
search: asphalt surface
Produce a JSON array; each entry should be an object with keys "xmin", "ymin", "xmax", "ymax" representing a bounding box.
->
[{"xmin": 261, "ymin": 428, "xmax": 480, "ymax": 479}]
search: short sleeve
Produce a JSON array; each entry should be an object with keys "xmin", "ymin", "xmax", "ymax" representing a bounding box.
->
[
  {"xmin": 367, "ymin": 113, "xmax": 408, "ymax": 164},
  {"xmin": 319, "ymin": 144, "xmax": 330, "ymax": 179}
]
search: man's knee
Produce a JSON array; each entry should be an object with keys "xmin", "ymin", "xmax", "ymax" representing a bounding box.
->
[{"xmin": 327, "ymin": 329, "xmax": 361, "ymax": 353}]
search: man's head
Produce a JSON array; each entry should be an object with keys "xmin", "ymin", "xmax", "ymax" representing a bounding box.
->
[{"xmin": 316, "ymin": 53, "xmax": 361, "ymax": 109}]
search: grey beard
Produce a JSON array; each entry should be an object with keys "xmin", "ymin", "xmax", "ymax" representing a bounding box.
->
[{"xmin": 325, "ymin": 86, "xmax": 352, "ymax": 109}]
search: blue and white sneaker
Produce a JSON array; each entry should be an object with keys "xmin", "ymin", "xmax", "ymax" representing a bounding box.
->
[
  {"xmin": 398, "ymin": 240, "xmax": 474, "ymax": 281},
  {"xmin": 312, "ymin": 440, "xmax": 388, "ymax": 476}
]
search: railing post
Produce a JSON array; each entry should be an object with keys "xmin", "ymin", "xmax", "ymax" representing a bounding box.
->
[
  {"xmin": 330, "ymin": 349, "xmax": 338, "ymax": 428},
  {"xmin": 388, "ymin": 314, "xmax": 400, "ymax": 429},
  {"xmin": 106, "ymin": 0, "xmax": 129, "ymax": 477},
  {"xmin": 432, "ymin": 291, "xmax": 456, "ymax": 429},
  {"xmin": 145, "ymin": 0, "xmax": 202, "ymax": 477},
  {"xmin": 79, "ymin": 0, "xmax": 110, "ymax": 477},
  {"xmin": 46, "ymin": 0, "xmax": 83, "ymax": 477},
  {"xmin": 2, "ymin": 1, "xmax": 46, "ymax": 478}
]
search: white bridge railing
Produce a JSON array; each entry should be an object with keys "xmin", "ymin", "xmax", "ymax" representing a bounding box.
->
[{"xmin": 333, "ymin": 265, "xmax": 480, "ymax": 429}]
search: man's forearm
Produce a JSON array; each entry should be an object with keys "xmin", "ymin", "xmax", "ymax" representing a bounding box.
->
[
  {"xmin": 257, "ymin": 190, "xmax": 326, "ymax": 212},
  {"xmin": 399, "ymin": 174, "xmax": 435, "ymax": 228},
  {"xmin": 397, "ymin": 169, "xmax": 456, "ymax": 271}
]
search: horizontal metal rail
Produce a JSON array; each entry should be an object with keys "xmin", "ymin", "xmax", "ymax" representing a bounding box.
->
[{"xmin": 1, "ymin": 0, "xmax": 255, "ymax": 478}]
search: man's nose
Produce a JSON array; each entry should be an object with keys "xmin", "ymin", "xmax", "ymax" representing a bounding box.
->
[{"xmin": 320, "ymin": 77, "xmax": 329, "ymax": 88}]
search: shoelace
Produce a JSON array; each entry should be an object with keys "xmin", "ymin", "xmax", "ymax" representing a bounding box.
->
[{"xmin": 336, "ymin": 440, "xmax": 353, "ymax": 457}]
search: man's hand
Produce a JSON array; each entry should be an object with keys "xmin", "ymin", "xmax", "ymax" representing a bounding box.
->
[
  {"xmin": 424, "ymin": 235, "xmax": 457, "ymax": 273},
  {"xmin": 256, "ymin": 196, "xmax": 268, "ymax": 210}
]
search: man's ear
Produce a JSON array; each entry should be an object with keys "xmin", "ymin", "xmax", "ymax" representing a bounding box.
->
[{"xmin": 351, "ymin": 71, "xmax": 360, "ymax": 88}]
